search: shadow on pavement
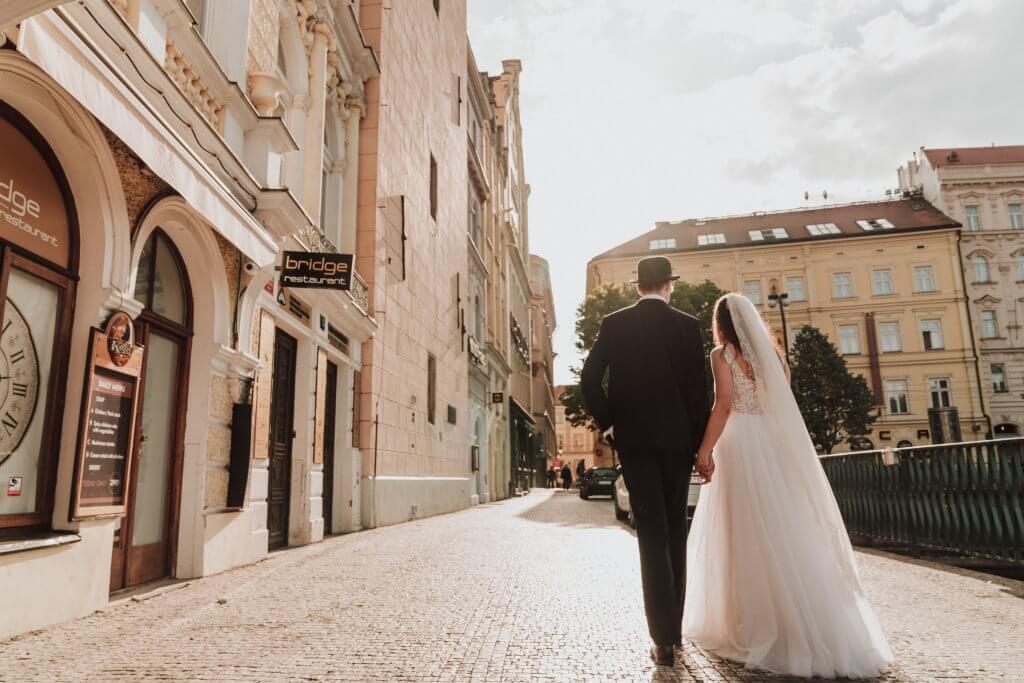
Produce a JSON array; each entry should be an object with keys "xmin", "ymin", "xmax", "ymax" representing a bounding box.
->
[{"xmin": 516, "ymin": 488, "xmax": 632, "ymax": 531}]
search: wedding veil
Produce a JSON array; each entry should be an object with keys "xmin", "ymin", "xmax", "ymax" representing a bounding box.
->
[{"xmin": 723, "ymin": 292, "xmax": 865, "ymax": 591}]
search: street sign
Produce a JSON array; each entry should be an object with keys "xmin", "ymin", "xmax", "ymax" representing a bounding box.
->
[{"xmin": 280, "ymin": 251, "xmax": 353, "ymax": 290}]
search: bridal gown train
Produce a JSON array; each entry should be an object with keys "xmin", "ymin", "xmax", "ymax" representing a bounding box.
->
[{"xmin": 683, "ymin": 347, "xmax": 894, "ymax": 679}]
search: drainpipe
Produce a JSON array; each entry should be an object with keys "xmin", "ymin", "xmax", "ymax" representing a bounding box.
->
[{"xmin": 957, "ymin": 231, "xmax": 993, "ymax": 439}]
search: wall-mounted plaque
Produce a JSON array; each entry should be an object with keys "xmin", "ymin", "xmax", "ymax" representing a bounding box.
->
[{"xmin": 69, "ymin": 313, "xmax": 144, "ymax": 520}]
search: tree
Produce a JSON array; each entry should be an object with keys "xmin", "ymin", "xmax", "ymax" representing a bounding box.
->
[
  {"xmin": 789, "ymin": 325, "xmax": 878, "ymax": 454},
  {"xmin": 564, "ymin": 280, "xmax": 724, "ymax": 429}
]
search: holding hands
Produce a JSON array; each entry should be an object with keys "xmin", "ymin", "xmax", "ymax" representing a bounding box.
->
[{"xmin": 695, "ymin": 450, "xmax": 715, "ymax": 483}]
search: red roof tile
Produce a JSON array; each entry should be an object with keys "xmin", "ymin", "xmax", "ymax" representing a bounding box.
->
[
  {"xmin": 923, "ymin": 145, "xmax": 1024, "ymax": 168},
  {"xmin": 592, "ymin": 199, "xmax": 958, "ymax": 261}
]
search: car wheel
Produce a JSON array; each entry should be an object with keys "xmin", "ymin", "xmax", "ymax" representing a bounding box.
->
[{"xmin": 613, "ymin": 495, "xmax": 628, "ymax": 521}]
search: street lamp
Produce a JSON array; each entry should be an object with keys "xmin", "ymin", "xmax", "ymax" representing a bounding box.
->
[{"xmin": 768, "ymin": 288, "xmax": 790, "ymax": 365}]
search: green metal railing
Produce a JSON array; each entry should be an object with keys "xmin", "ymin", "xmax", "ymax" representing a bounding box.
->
[{"xmin": 821, "ymin": 438, "xmax": 1024, "ymax": 565}]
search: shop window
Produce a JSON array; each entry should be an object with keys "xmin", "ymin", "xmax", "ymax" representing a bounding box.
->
[{"xmin": 0, "ymin": 109, "xmax": 78, "ymax": 536}]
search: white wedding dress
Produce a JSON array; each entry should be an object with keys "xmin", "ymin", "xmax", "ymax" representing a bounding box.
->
[{"xmin": 682, "ymin": 294, "xmax": 893, "ymax": 679}]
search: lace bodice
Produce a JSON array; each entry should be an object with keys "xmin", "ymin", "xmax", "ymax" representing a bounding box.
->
[{"xmin": 723, "ymin": 346, "xmax": 762, "ymax": 414}]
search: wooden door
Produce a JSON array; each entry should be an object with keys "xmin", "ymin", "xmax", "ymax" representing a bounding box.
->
[
  {"xmin": 110, "ymin": 322, "xmax": 189, "ymax": 590},
  {"xmin": 322, "ymin": 361, "xmax": 338, "ymax": 535},
  {"xmin": 267, "ymin": 329, "xmax": 297, "ymax": 550}
]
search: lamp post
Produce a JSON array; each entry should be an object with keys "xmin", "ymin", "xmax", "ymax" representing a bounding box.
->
[{"xmin": 768, "ymin": 289, "xmax": 790, "ymax": 365}]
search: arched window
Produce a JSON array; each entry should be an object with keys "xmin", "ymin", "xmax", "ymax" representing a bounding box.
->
[
  {"xmin": 134, "ymin": 230, "xmax": 190, "ymax": 327},
  {"xmin": 972, "ymin": 255, "xmax": 990, "ymax": 283}
]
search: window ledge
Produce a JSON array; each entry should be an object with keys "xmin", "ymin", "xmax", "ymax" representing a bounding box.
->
[{"xmin": 0, "ymin": 531, "xmax": 81, "ymax": 557}]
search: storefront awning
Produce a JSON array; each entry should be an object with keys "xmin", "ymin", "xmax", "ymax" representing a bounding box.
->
[{"xmin": 16, "ymin": 12, "xmax": 278, "ymax": 266}]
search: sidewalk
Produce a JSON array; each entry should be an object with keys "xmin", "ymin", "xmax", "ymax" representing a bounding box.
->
[{"xmin": 1, "ymin": 489, "xmax": 1021, "ymax": 681}]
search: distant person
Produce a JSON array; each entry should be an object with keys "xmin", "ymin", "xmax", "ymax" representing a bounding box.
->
[
  {"xmin": 560, "ymin": 463, "xmax": 572, "ymax": 491},
  {"xmin": 546, "ymin": 467, "xmax": 556, "ymax": 488},
  {"xmin": 576, "ymin": 459, "xmax": 586, "ymax": 483}
]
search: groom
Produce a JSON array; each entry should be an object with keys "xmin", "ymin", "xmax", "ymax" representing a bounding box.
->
[{"xmin": 581, "ymin": 256, "xmax": 710, "ymax": 666}]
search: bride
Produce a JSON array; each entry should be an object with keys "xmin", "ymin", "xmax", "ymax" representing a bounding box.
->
[{"xmin": 682, "ymin": 293, "xmax": 894, "ymax": 678}]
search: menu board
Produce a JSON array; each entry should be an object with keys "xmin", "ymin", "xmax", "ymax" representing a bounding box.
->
[
  {"xmin": 77, "ymin": 369, "xmax": 135, "ymax": 505},
  {"xmin": 70, "ymin": 315, "xmax": 144, "ymax": 520}
]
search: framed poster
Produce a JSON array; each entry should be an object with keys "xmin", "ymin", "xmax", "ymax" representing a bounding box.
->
[{"xmin": 69, "ymin": 312, "xmax": 144, "ymax": 520}]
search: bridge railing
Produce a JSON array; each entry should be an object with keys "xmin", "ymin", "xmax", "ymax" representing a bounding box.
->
[{"xmin": 820, "ymin": 438, "xmax": 1024, "ymax": 566}]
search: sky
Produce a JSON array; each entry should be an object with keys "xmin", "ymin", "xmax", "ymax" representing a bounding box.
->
[{"xmin": 467, "ymin": 0, "xmax": 1024, "ymax": 385}]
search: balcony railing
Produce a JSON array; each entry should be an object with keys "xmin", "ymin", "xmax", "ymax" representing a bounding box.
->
[
  {"xmin": 350, "ymin": 270, "xmax": 369, "ymax": 312},
  {"xmin": 821, "ymin": 438, "xmax": 1024, "ymax": 566}
]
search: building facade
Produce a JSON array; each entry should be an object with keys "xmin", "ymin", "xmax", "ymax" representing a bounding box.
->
[
  {"xmin": 0, "ymin": 0, "xmax": 547, "ymax": 641},
  {"xmin": 899, "ymin": 146, "xmax": 1024, "ymax": 438},
  {"xmin": 552, "ymin": 386, "xmax": 603, "ymax": 473},
  {"xmin": 0, "ymin": 0, "xmax": 379, "ymax": 638},
  {"xmin": 529, "ymin": 255, "xmax": 556, "ymax": 483},
  {"xmin": 588, "ymin": 200, "xmax": 989, "ymax": 450}
]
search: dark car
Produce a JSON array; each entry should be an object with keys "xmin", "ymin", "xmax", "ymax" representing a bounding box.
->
[{"xmin": 579, "ymin": 467, "xmax": 619, "ymax": 500}]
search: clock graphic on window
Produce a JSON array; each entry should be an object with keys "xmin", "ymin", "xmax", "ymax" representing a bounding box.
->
[{"xmin": 0, "ymin": 299, "xmax": 40, "ymax": 465}]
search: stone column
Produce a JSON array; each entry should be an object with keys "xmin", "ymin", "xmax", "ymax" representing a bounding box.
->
[
  {"xmin": 341, "ymin": 97, "xmax": 362, "ymax": 255},
  {"xmin": 301, "ymin": 22, "xmax": 330, "ymax": 221}
]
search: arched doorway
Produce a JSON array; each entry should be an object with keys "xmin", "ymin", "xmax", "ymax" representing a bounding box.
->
[{"xmin": 110, "ymin": 229, "xmax": 192, "ymax": 590}]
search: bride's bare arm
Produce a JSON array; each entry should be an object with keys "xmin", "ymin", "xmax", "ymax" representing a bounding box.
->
[{"xmin": 695, "ymin": 348, "xmax": 733, "ymax": 481}]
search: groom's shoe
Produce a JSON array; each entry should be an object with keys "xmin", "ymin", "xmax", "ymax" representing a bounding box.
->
[{"xmin": 650, "ymin": 645, "xmax": 674, "ymax": 666}]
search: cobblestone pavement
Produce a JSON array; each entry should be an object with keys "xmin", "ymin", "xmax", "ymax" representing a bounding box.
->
[{"xmin": 2, "ymin": 489, "xmax": 1022, "ymax": 682}]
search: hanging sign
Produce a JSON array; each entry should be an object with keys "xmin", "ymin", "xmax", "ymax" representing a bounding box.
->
[
  {"xmin": 69, "ymin": 312, "xmax": 145, "ymax": 520},
  {"xmin": 280, "ymin": 251, "xmax": 353, "ymax": 290}
]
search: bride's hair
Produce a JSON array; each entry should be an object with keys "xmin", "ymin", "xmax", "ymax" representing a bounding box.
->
[{"xmin": 712, "ymin": 295, "xmax": 741, "ymax": 350}]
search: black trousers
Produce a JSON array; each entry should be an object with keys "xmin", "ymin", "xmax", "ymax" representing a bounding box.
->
[{"xmin": 619, "ymin": 446, "xmax": 694, "ymax": 646}]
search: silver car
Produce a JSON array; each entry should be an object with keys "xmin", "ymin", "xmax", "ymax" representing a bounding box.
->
[{"xmin": 613, "ymin": 465, "xmax": 702, "ymax": 528}]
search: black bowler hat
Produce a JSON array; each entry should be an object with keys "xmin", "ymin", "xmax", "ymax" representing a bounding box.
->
[{"xmin": 631, "ymin": 256, "xmax": 680, "ymax": 287}]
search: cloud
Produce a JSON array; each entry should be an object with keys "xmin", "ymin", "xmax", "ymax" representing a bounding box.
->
[{"xmin": 468, "ymin": 0, "xmax": 1023, "ymax": 383}]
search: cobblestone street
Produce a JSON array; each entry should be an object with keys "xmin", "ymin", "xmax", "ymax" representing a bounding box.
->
[{"xmin": 2, "ymin": 490, "xmax": 1022, "ymax": 682}]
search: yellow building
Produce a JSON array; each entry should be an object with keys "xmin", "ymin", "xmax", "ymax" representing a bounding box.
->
[
  {"xmin": 587, "ymin": 199, "xmax": 989, "ymax": 449},
  {"xmin": 553, "ymin": 386, "xmax": 606, "ymax": 472}
]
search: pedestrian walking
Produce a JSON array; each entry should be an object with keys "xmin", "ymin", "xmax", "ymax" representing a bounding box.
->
[
  {"xmin": 576, "ymin": 459, "xmax": 586, "ymax": 484},
  {"xmin": 560, "ymin": 463, "xmax": 572, "ymax": 491},
  {"xmin": 546, "ymin": 466, "xmax": 556, "ymax": 488}
]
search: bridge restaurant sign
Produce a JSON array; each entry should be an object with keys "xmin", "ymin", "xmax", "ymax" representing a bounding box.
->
[{"xmin": 280, "ymin": 251, "xmax": 353, "ymax": 290}]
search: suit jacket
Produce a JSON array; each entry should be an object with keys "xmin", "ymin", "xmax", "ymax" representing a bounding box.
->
[{"xmin": 580, "ymin": 298, "xmax": 710, "ymax": 454}]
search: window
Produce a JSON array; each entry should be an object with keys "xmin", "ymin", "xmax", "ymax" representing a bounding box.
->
[
  {"xmin": 748, "ymin": 228, "xmax": 789, "ymax": 241},
  {"xmin": 920, "ymin": 319, "xmax": 944, "ymax": 350},
  {"xmin": 1010, "ymin": 203, "xmax": 1024, "ymax": 229},
  {"xmin": 856, "ymin": 218, "xmax": 895, "ymax": 231},
  {"xmin": 972, "ymin": 255, "xmax": 990, "ymax": 282},
  {"xmin": 913, "ymin": 266, "xmax": 935, "ymax": 292},
  {"xmin": 964, "ymin": 205, "xmax": 980, "ymax": 230},
  {"xmin": 929, "ymin": 378, "xmax": 952, "ymax": 409},
  {"xmin": 648, "ymin": 238, "xmax": 677, "ymax": 250},
  {"xmin": 885, "ymin": 380, "xmax": 910, "ymax": 414},
  {"xmin": 697, "ymin": 233, "xmax": 726, "ymax": 246},
  {"xmin": 878, "ymin": 322, "xmax": 901, "ymax": 352},
  {"xmin": 832, "ymin": 272, "xmax": 853, "ymax": 298},
  {"xmin": 427, "ymin": 353, "xmax": 437, "ymax": 425},
  {"xmin": 806, "ymin": 223, "xmax": 841, "ymax": 236},
  {"xmin": 872, "ymin": 269, "xmax": 894, "ymax": 295},
  {"xmin": 572, "ymin": 433, "xmax": 583, "ymax": 448},
  {"xmin": 468, "ymin": 197, "xmax": 482, "ymax": 249},
  {"xmin": 785, "ymin": 276, "xmax": 806, "ymax": 301},
  {"xmin": 981, "ymin": 310, "xmax": 999, "ymax": 338},
  {"xmin": 429, "ymin": 154, "xmax": 438, "ymax": 220},
  {"xmin": 991, "ymin": 363, "xmax": 1008, "ymax": 393},
  {"xmin": 837, "ymin": 324, "xmax": 860, "ymax": 355},
  {"xmin": 1017, "ymin": 255, "xmax": 1024, "ymax": 281},
  {"xmin": 743, "ymin": 280, "xmax": 761, "ymax": 305},
  {"xmin": 557, "ymin": 435, "xmax": 564, "ymax": 449}
]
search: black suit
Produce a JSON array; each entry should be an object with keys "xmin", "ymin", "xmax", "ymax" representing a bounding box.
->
[{"xmin": 581, "ymin": 298, "xmax": 710, "ymax": 646}]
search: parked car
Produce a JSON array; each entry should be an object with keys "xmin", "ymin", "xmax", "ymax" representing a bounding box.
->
[
  {"xmin": 578, "ymin": 467, "xmax": 619, "ymax": 499},
  {"xmin": 613, "ymin": 466, "xmax": 703, "ymax": 527}
]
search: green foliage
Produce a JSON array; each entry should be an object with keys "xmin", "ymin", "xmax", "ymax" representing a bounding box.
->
[
  {"xmin": 565, "ymin": 280, "xmax": 724, "ymax": 429},
  {"xmin": 789, "ymin": 325, "xmax": 879, "ymax": 454}
]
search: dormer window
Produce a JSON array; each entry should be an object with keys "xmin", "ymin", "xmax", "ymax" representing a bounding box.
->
[
  {"xmin": 856, "ymin": 218, "xmax": 895, "ymax": 231},
  {"xmin": 649, "ymin": 239, "xmax": 676, "ymax": 250},
  {"xmin": 807, "ymin": 223, "xmax": 840, "ymax": 236},
  {"xmin": 749, "ymin": 228, "xmax": 788, "ymax": 241},
  {"xmin": 697, "ymin": 233, "xmax": 726, "ymax": 246}
]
